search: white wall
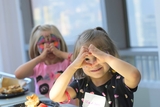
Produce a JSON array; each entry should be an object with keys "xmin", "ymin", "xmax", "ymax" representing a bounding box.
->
[
  {"xmin": 155, "ymin": 0, "xmax": 160, "ymax": 69},
  {"xmin": 0, "ymin": 0, "xmax": 26, "ymax": 74},
  {"xmin": 134, "ymin": 81, "xmax": 160, "ymax": 107},
  {"xmin": 0, "ymin": 47, "xmax": 2, "ymax": 71}
]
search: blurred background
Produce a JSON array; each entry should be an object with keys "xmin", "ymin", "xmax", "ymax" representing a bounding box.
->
[{"xmin": 0, "ymin": 0, "xmax": 160, "ymax": 107}]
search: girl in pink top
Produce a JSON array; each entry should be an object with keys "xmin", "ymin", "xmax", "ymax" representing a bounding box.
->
[{"xmin": 15, "ymin": 24, "xmax": 72, "ymax": 98}]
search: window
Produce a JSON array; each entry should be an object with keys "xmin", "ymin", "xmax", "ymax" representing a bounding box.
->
[
  {"xmin": 31, "ymin": 0, "xmax": 103, "ymax": 45},
  {"xmin": 126, "ymin": 0, "xmax": 157, "ymax": 47}
]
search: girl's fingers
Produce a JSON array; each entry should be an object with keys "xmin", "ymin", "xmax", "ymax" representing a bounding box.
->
[
  {"xmin": 82, "ymin": 61, "xmax": 92, "ymax": 67},
  {"xmin": 72, "ymin": 47, "xmax": 89, "ymax": 69},
  {"xmin": 50, "ymin": 43, "xmax": 57, "ymax": 50},
  {"xmin": 49, "ymin": 43, "xmax": 55, "ymax": 48},
  {"xmin": 88, "ymin": 44, "xmax": 98, "ymax": 53},
  {"xmin": 44, "ymin": 43, "xmax": 50, "ymax": 50},
  {"xmin": 88, "ymin": 44, "xmax": 106, "ymax": 62},
  {"xmin": 79, "ymin": 46, "xmax": 88, "ymax": 55},
  {"xmin": 78, "ymin": 46, "xmax": 91, "ymax": 61}
]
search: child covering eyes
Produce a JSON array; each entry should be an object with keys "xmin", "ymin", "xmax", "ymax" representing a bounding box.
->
[
  {"xmin": 49, "ymin": 27, "xmax": 141, "ymax": 107},
  {"xmin": 37, "ymin": 34, "xmax": 60, "ymax": 53},
  {"xmin": 14, "ymin": 24, "xmax": 75, "ymax": 103}
]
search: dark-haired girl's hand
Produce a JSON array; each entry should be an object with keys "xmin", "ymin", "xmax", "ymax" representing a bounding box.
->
[
  {"xmin": 71, "ymin": 46, "xmax": 89, "ymax": 70},
  {"xmin": 88, "ymin": 44, "xmax": 109, "ymax": 63}
]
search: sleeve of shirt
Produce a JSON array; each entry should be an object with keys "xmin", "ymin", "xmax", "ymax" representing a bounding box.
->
[
  {"xmin": 69, "ymin": 78, "xmax": 87, "ymax": 99},
  {"xmin": 69, "ymin": 79, "xmax": 79, "ymax": 94},
  {"xmin": 69, "ymin": 79, "xmax": 79, "ymax": 99},
  {"xmin": 29, "ymin": 63, "xmax": 41, "ymax": 78},
  {"xmin": 115, "ymin": 74, "xmax": 138, "ymax": 93},
  {"xmin": 29, "ymin": 66, "xmax": 37, "ymax": 78}
]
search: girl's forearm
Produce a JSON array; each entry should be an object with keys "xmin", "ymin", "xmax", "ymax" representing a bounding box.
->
[
  {"xmin": 105, "ymin": 55, "xmax": 140, "ymax": 83},
  {"xmin": 49, "ymin": 65, "xmax": 76, "ymax": 102},
  {"xmin": 59, "ymin": 51, "xmax": 70, "ymax": 59},
  {"xmin": 15, "ymin": 56, "xmax": 42, "ymax": 79}
]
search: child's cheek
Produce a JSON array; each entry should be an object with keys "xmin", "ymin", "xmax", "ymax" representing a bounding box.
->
[{"xmin": 38, "ymin": 44, "xmax": 44, "ymax": 53}]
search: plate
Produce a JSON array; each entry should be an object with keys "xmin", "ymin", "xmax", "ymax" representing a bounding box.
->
[
  {"xmin": 0, "ymin": 88, "xmax": 28, "ymax": 99},
  {"xmin": 8, "ymin": 100, "xmax": 60, "ymax": 107}
]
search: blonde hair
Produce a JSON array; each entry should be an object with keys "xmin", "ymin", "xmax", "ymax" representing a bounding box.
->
[
  {"xmin": 73, "ymin": 27, "xmax": 119, "ymax": 79},
  {"xmin": 29, "ymin": 24, "xmax": 68, "ymax": 59}
]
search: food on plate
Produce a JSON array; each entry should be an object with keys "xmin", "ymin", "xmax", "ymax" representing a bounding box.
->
[
  {"xmin": 0, "ymin": 87, "xmax": 5, "ymax": 93},
  {"xmin": 25, "ymin": 94, "xmax": 40, "ymax": 107},
  {"xmin": 2, "ymin": 77, "xmax": 19, "ymax": 87},
  {"xmin": 38, "ymin": 103, "xmax": 48, "ymax": 107},
  {"xmin": 0, "ymin": 77, "xmax": 26, "ymax": 94},
  {"xmin": 1, "ymin": 77, "xmax": 26, "ymax": 87},
  {"xmin": 0, "ymin": 84, "xmax": 24, "ymax": 94}
]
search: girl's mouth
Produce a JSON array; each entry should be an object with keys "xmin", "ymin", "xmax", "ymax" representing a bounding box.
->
[{"xmin": 91, "ymin": 67, "xmax": 102, "ymax": 72}]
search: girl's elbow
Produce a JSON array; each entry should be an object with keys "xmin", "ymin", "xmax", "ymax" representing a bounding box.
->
[
  {"xmin": 49, "ymin": 91, "xmax": 58, "ymax": 102},
  {"xmin": 14, "ymin": 72, "xmax": 21, "ymax": 79},
  {"xmin": 14, "ymin": 71, "xmax": 26, "ymax": 79},
  {"xmin": 132, "ymin": 69, "xmax": 141, "ymax": 83},
  {"xmin": 49, "ymin": 91, "xmax": 54, "ymax": 101},
  {"xmin": 126, "ymin": 69, "xmax": 141, "ymax": 88}
]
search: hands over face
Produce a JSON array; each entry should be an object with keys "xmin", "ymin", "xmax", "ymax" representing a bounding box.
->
[
  {"xmin": 88, "ymin": 44, "xmax": 108, "ymax": 63},
  {"xmin": 38, "ymin": 43, "xmax": 51, "ymax": 60},
  {"xmin": 49, "ymin": 43, "xmax": 61, "ymax": 55},
  {"xmin": 71, "ymin": 44, "xmax": 109, "ymax": 69}
]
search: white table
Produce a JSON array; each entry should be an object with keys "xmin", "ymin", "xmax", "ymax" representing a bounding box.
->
[
  {"xmin": 0, "ymin": 91, "xmax": 77, "ymax": 107},
  {"xmin": 0, "ymin": 92, "xmax": 42, "ymax": 107},
  {"xmin": 0, "ymin": 72, "xmax": 77, "ymax": 107}
]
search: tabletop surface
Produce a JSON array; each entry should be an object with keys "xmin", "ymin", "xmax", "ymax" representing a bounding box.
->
[
  {"xmin": 0, "ymin": 91, "xmax": 77, "ymax": 107},
  {"xmin": 0, "ymin": 72, "xmax": 77, "ymax": 107}
]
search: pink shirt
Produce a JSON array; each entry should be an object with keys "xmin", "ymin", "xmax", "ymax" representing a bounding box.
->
[{"xmin": 30, "ymin": 59, "xmax": 70, "ymax": 98}]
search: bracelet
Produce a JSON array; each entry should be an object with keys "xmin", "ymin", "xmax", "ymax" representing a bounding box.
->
[
  {"xmin": 60, "ymin": 90, "xmax": 71, "ymax": 104},
  {"xmin": 68, "ymin": 53, "xmax": 72, "ymax": 61}
]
